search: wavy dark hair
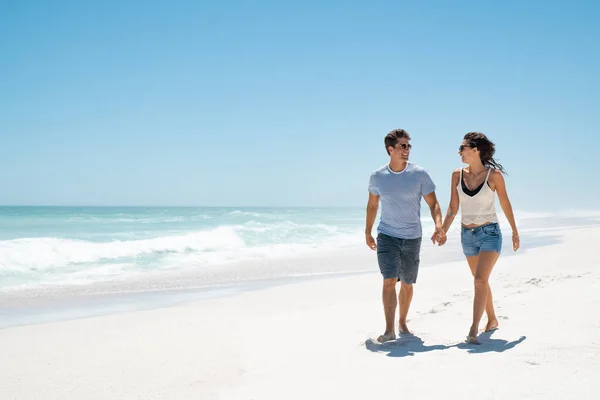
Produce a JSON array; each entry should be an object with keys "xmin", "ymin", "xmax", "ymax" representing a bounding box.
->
[{"xmin": 464, "ymin": 132, "xmax": 507, "ymax": 175}]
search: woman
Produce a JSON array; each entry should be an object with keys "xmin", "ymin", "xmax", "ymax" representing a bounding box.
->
[{"xmin": 439, "ymin": 132, "xmax": 520, "ymax": 344}]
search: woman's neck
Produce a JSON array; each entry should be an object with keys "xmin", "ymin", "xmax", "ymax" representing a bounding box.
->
[{"xmin": 468, "ymin": 160, "xmax": 486, "ymax": 174}]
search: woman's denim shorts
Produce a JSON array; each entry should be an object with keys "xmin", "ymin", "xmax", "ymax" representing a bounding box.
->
[{"xmin": 461, "ymin": 222, "xmax": 502, "ymax": 256}]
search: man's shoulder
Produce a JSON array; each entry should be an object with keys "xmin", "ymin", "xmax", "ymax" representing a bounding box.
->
[
  {"xmin": 370, "ymin": 165, "xmax": 389, "ymax": 177},
  {"xmin": 407, "ymin": 163, "xmax": 429, "ymax": 174}
]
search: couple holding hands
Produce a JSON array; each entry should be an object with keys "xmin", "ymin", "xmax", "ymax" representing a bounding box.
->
[{"xmin": 365, "ymin": 129, "xmax": 519, "ymax": 345}]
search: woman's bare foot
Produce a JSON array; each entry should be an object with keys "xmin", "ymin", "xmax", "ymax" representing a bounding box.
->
[
  {"xmin": 377, "ymin": 332, "xmax": 396, "ymax": 343},
  {"xmin": 465, "ymin": 335, "xmax": 481, "ymax": 345},
  {"xmin": 398, "ymin": 323, "xmax": 411, "ymax": 335},
  {"xmin": 465, "ymin": 327, "xmax": 480, "ymax": 344},
  {"xmin": 483, "ymin": 318, "xmax": 499, "ymax": 332}
]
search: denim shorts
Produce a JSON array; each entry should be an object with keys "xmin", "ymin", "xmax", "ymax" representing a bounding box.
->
[
  {"xmin": 461, "ymin": 223, "xmax": 502, "ymax": 256},
  {"xmin": 376, "ymin": 233, "xmax": 422, "ymax": 284}
]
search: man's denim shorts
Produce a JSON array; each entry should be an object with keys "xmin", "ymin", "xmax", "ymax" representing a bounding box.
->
[
  {"xmin": 461, "ymin": 222, "xmax": 503, "ymax": 256},
  {"xmin": 376, "ymin": 233, "xmax": 422, "ymax": 284}
]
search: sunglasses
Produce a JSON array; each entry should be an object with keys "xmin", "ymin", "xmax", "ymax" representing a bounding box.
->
[
  {"xmin": 397, "ymin": 143, "xmax": 412, "ymax": 150},
  {"xmin": 459, "ymin": 145, "xmax": 472, "ymax": 152}
]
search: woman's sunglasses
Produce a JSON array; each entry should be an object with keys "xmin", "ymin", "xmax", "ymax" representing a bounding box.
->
[{"xmin": 458, "ymin": 145, "xmax": 472, "ymax": 152}]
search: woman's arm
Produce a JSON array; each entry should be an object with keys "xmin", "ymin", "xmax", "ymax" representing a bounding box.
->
[
  {"xmin": 491, "ymin": 170, "xmax": 520, "ymax": 251},
  {"xmin": 441, "ymin": 169, "xmax": 461, "ymax": 234}
]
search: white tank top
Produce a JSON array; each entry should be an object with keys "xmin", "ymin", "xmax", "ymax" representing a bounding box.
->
[{"xmin": 457, "ymin": 168, "xmax": 498, "ymax": 226}]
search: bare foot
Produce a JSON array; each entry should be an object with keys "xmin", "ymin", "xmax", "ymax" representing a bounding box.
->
[
  {"xmin": 398, "ymin": 323, "xmax": 411, "ymax": 335},
  {"xmin": 465, "ymin": 327, "xmax": 480, "ymax": 344},
  {"xmin": 377, "ymin": 332, "xmax": 396, "ymax": 343},
  {"xmin": 465, "ymin": 335, "xmax": 481, "ymax": 345},
  {"xmin": 484, "ymin": 319, "xmax": 499, "ymax": 332}
]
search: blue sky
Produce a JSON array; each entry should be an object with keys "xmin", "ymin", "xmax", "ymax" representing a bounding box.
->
[{"xmin": 1, "ymin": 0, "xmax": 598, "ymax": 210}]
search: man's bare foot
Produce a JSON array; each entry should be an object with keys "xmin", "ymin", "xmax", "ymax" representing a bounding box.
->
[
  {"xmin": 377, "ymin": 332, "xmax": 396, "ymax": 343},
  {"xmin": 398, "ymin": 323, "xmax": 411, "ymax": 335},
  {"xmin": 483, "ymin": 319, "xmax": 499, "ymax": 332}
]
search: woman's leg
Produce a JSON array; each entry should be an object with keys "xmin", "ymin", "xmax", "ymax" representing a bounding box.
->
[
  {"xmin": 466, "ymin": 255, "xmax": 498, "ymax": 332},
  {"xmin": 467, "ymin": 251, "xmax": 500, "ymax": 343}
]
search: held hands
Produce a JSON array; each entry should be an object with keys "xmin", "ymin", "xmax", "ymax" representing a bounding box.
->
[{"xmin": 431, "ymin": 226, "xmax": 447, "ymax": 246}]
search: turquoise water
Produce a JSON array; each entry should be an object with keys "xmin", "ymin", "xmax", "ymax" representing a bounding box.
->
[
  {"xmin": 0, "ymin": 206, "xmax": 372, "ymax": 291},
  {"xmin": 4, "ymin": 206, "xmax": 593, "ymax": 294}
]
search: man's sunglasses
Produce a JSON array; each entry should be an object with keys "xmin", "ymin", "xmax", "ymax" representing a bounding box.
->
[{"xmin": 397, "ymin": 143, "xmax": 412, "ymax": 150}]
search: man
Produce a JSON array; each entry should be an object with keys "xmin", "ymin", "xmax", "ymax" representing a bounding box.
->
[{"xmin": 365, "ymin": 128, "xmax": 445, "ymax": 343}]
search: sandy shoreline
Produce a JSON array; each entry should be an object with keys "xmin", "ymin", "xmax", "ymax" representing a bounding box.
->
[
  {"xmin": 0, "ymin": 219, "xmax": 575, "ymax": 323},
  {"xmin": 1, "ymin": 225, "xmax": 599, "ymax": 399}
]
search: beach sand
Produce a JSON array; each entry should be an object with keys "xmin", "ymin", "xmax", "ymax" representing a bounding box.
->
[{"xmin": 1, "ymin": 225, "xmax": 599, "ymax": 399}]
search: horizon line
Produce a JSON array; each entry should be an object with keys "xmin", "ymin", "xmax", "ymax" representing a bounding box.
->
[{"xmin": 0, "ymin": 205, "xmax": 598, "ymax": 216}]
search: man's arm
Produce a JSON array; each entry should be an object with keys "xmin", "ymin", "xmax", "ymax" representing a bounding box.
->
[
  {"xmin": 423, "ymin": 191, "xmax": 443, "ymax": 229},
  {"xmin": 423, "ymin": 191, "xmax": 445, "ymax": 245},
  {"xmin": 419, "ymin": 169, "xmax": 444, "ymax": 244},
  {"xmin": 365, "ymin": 193, "xmax": 379, "ymax": 250}
]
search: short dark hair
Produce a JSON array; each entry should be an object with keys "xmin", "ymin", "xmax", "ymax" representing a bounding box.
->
[{"xmin": 384, "ymin": 129, "xmax": 411, "ymax": 155}]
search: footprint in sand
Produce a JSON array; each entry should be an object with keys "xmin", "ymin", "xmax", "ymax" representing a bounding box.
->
[
  {"xmin": 525, "ymin": 278, "xmax": 543, "ymax": 286},
  {"xmin": 561, "ymin": 273, "xmax": 589, "ymax": 281},
  {"xmin": 452, "ymin": 291, "xmax": 471, "ymax": 299},
  {"xmin": 424, "ymin": 301, "xmax": 453, "ymax": 315}
]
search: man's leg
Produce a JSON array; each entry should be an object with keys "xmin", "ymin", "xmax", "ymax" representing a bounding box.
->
[
  {"xmin": 381, "ymin": 278, "xmax": 398, "ymax": 339},
  {"xmin": 376, "ymin": 234, "xmax": 401, "ymax": 342},
  {"xmin": 398, "ymin": 282, "xmax": 413, "ymax": 334},
  {"xmin": 397, "ymin": 237, "xmax": 422, "ymax": 334}
]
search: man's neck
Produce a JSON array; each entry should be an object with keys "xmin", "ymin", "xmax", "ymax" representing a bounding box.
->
[{"xmin": 388, "ymin": 160, "xmax": 408, "ymax": 173}]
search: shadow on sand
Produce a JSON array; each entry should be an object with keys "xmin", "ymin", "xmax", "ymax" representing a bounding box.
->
[
  {"xmin": 364, "ymin": 334, "xmax": 450, "ymax": 357},
  {"xmin": 457, "ymin": 330, "xmax": 527, "ymax": 354},
  {"xmin": 365, "ymin": 330, "xmax": 527, "ymax": 357}
]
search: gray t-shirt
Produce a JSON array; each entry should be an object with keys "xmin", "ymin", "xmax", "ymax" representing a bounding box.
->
[{"xmin": 368, "ymin": 162, "xmax": 436, "ymax": 239}]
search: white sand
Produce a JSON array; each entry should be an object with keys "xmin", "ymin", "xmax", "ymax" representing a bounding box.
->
[{"xmin": 1, "ymin": 226, "xmax": 599, "ymax": 399}]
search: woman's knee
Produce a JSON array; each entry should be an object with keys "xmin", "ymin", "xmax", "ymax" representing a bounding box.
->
[{"xmin": 473, "ymin": 276, "xmax": 488, "ymax": 289}]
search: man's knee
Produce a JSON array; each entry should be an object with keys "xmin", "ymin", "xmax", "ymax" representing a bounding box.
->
[
  {"xmin": 383, "ymin": 278, "xmax": 397, "ymax": 290},
  {"xmin": 400, "ymin": 282, "xmax": 413, "ymax": 292}
]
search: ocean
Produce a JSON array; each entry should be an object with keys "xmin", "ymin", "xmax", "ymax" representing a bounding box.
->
[
  {"xmin": 4, "ymin": 206, "xmax": 600, "ymax": 296},
  {"xmin": 2, "ymin": 206, "xmax": 600, "ymax": 328},
  {"xmin": 0, "ymin": 206, "xmax": 377, "ymax": 293}
]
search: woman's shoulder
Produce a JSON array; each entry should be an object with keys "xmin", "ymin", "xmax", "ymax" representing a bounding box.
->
[
  {"xmin": 487, "ymin": 168, "xmax": 506, "ymax": 188},
  {"xmin": 450, "ymin": 168, "xmax": 462, "ymax": 183},
  {"xmin": 488, "ymin": 168, "xmax": 504, "ymax": 179}
]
